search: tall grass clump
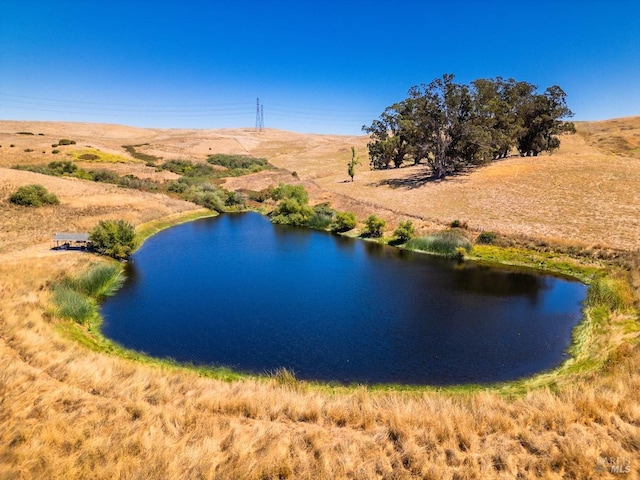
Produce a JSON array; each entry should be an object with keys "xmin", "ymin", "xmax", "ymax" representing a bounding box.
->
[
  {"xmin": 53, "ymin": 286, "xmax": 95, "ymax": 324},
  {"xmin": 587, "ymin": 275, "xmax": 635, "ymax": 312},
  {"xmin": 62, "ymin": 264, "xmax": 124, "ymax": 299},
  {"xmin": 405, "ymin": 231, "xmax": 472, "ymax": 258},
  {"xmin": 53, "ymin": 263, "xmax": 124, "ymax": 324}
]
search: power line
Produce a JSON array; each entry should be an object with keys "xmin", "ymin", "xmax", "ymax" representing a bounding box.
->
[{"xmin": 0, "ymin": 91, "xmax": 379, "ymax": 131}]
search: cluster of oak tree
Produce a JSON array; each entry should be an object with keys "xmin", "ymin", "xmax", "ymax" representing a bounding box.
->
[{"xmin": 363, "ymin": 74, "xmax": 575, "ymax": 178}]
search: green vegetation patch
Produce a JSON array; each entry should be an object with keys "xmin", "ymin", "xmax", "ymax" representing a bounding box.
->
[
  {"xmin": 393, "ymin": 220, "xmax": 415, "ymax": 243},
  {"xmin": 307, "ymin": 203, "xmax": 336, "ymax": 230},
  {"xmin": 122, "ymin": 144, "xmax": 161, "ymax": 164},
  {"xmin": 469, "ymin": 244, "xmax": 602, "ymax": 282},
  {"xmin": 270, "ymin": 197, "xmax": 314, "ymax": 226},
  {"xmin": 207, "ymin": 153, "xmax": 270, "ymax": 171},
  {"xmin": 53, "ymin": 262, "xmax": 123, "ymax": 325},
  {"xmin": 405, "ymin": 230, "xmax": 472, "ymax": 258},
  {"xmin": 362, "ymin": 214, "xmax": 386, "ymax": 238},
  {"xmin": 161, "ymin": 159, "xmax": 214, "ymax": 177},
  {"xmin": 9, "ymin": 184, "xmax": 60, "ymax": 207},
  {"xmin": 53, "ymin": 286, "xmax": 95, "ymax": 325},
  {"xmin": 60, "ymin": 263, "xmax": 124, "ymax": 299},
  {"xmin": 587, "ymin": 275, "xmax": 636, "ymax": 312},
  {"xmin": 90, "ymin": 219, "xmax": 138, "ymax": 259},
  {"xmin": 331, "ymin": 211, "xmax": 357, "ymax": 233}
]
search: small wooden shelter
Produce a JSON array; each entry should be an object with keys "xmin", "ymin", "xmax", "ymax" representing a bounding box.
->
[{"xmin": 53, "ymin": 232, "xmax": 91, "ymax": 250}]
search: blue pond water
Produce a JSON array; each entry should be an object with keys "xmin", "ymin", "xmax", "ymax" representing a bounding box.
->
[{"xmin": 100, "ymin": 212, "xmax": 586, "ymax": 385}]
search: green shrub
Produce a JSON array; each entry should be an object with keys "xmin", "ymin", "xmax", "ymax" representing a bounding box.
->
[
  {"xmin": 224, "ymin": 191, "xmax": 246, "ymax": 207},
  {"xmin": 331, "ymin": 211, "xmax": 357, "ymax": 232},
  {"xmin": 161, "ymin": 159, "xmax": 213, "ymax": 177},
  {"xmin": 89, "ymin": 220, "xmax": 137, "ymax": 259},
  {"xmin": 476, "ymin": 231, "xmax": 497, "ymax": 244},
  {"xmin": 207, "ymin": 153, "xmax": 269, "ymax": 170},
  {"xmin": 89, "ymin": 169, "xmax": 120, "ymax": 184},
  {"xmin": 454, "ymin": 247, "xmax": 467, "ymax": 261},
  {"xmin": 116, "ymin": 174, "xmax": 157, "ymax": 191},
  {"xmin": 161, "ymin": 159, "xmax": 194, "ymax": 174},
  {"xmin": 307, "ymin": 203, "xmax": 335, "ymax": 230},
  {"xmin": 269, "ymin": 184, "xmax": 315, "ymax": 226},
  {"xmin": 48, "ymin": 160, "xmax": 78, "ymax": 175},
  {"xmin": 270, "ymin": 198, "xmax": 314, "ymax": 226},
  {"xmin": 24, "ymin": 148, "xmax": 34, "ymax": 153},
  {"xmin": 362, "ymin": 214, "xmax": 386, "ymax": 238},
  {"xmin": 52, "ymin": 149, "xmax": 60, "ymax": 154},
  {"xmin": 17, "ymin": 131, "xmax": 34, "ymax": 135},
  {"xmin": 271, "ymin": 183, "xmax": 309, "ymax": 204},
  {"xmin": 188, "ymin": 187, "xmax": 226, "ymax": 212},
  {"xmin": 450, "ymin": 219, "xmax": 468, "ymax": 229},
  {"xmin": 394, "ymin": 220, "xmax": 415, "ymax": 242},
  {"xmin": 9, "ymin": 184, "xmax": 59, "ymax": 207},
  {"xmin": 58, "ymin": 139, "xmax": 76, "ymax": 145},
  {"xmin": 247, "ymin": 187, "xmax": 274, "ymax": 202},
  {"xmin": 405, "ymin": 231, "xmax": 472, "ymax": 258},
  {"xmin": 167, "ymin": 180, "xmax": 189, "ymax": 194}
]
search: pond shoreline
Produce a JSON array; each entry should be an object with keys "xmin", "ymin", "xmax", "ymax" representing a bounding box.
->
[
  {"xmin": 56, "ymin": 207, "xmax": 634, "ymax": 394},
  {"xmin": 51, "ymin": 206, "xmax": 636, "ymax": 395}
]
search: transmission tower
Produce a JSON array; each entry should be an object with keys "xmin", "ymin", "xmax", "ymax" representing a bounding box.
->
[
  {"xmin": 255, "ymin": 97, "xmax": 264, "ymax": 132},
  {"xmin": 260, "ymin": 104, "xmax": 264, "ymax": 131}
]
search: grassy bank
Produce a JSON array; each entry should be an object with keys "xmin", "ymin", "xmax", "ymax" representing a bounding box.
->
[{"xmin": 134, "ymin": 208, "xmax": 219, "ymax": 247}]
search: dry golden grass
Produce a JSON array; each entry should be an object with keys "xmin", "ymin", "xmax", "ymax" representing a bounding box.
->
[
  {"xmin": 577, "ymin": 116, "xmax": 640, "ymax": 159},
  {"xmin": 1, "ymin": 120, "xmax": 640, "ymax": 479},
  {"xmin": 0, "ymin": 168, "xmax": 196, "ymax": 254},
  {"xmin": 1, "ymin": 255, "xmax": 639, "ymax": 479}
]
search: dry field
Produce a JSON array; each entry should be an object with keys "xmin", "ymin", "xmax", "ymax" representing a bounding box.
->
[{"xmin": 1, "ymin": 119, "xmax": 639, "ymax": 479}]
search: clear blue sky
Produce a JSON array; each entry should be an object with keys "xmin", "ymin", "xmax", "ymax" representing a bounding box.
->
[{"xmin": 1, "ymin": 0, "xmax": 639, "ymax": 134}]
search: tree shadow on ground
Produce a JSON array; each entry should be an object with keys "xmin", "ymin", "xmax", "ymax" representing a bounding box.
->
[
  {"xmin": 369, "ymin": 165, "xmax": 480, "ymax": 190},
  {"xmin": 370, "ymin": 170, "xmax": 437, "ymax": 189}
]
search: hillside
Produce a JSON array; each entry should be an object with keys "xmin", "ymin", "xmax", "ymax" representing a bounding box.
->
[
  {"xmin": 0, "ymin": 119, "xmax": 639, "ymax": 479},
  {"xmin": 3, "ymin": 118, "xmax": 640, "ymax": 251}
]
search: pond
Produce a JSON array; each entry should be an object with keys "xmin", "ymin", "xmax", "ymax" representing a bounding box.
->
[{"xmin": 100, "ymin": 212, "xmax": 587, "ymax": 386}]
